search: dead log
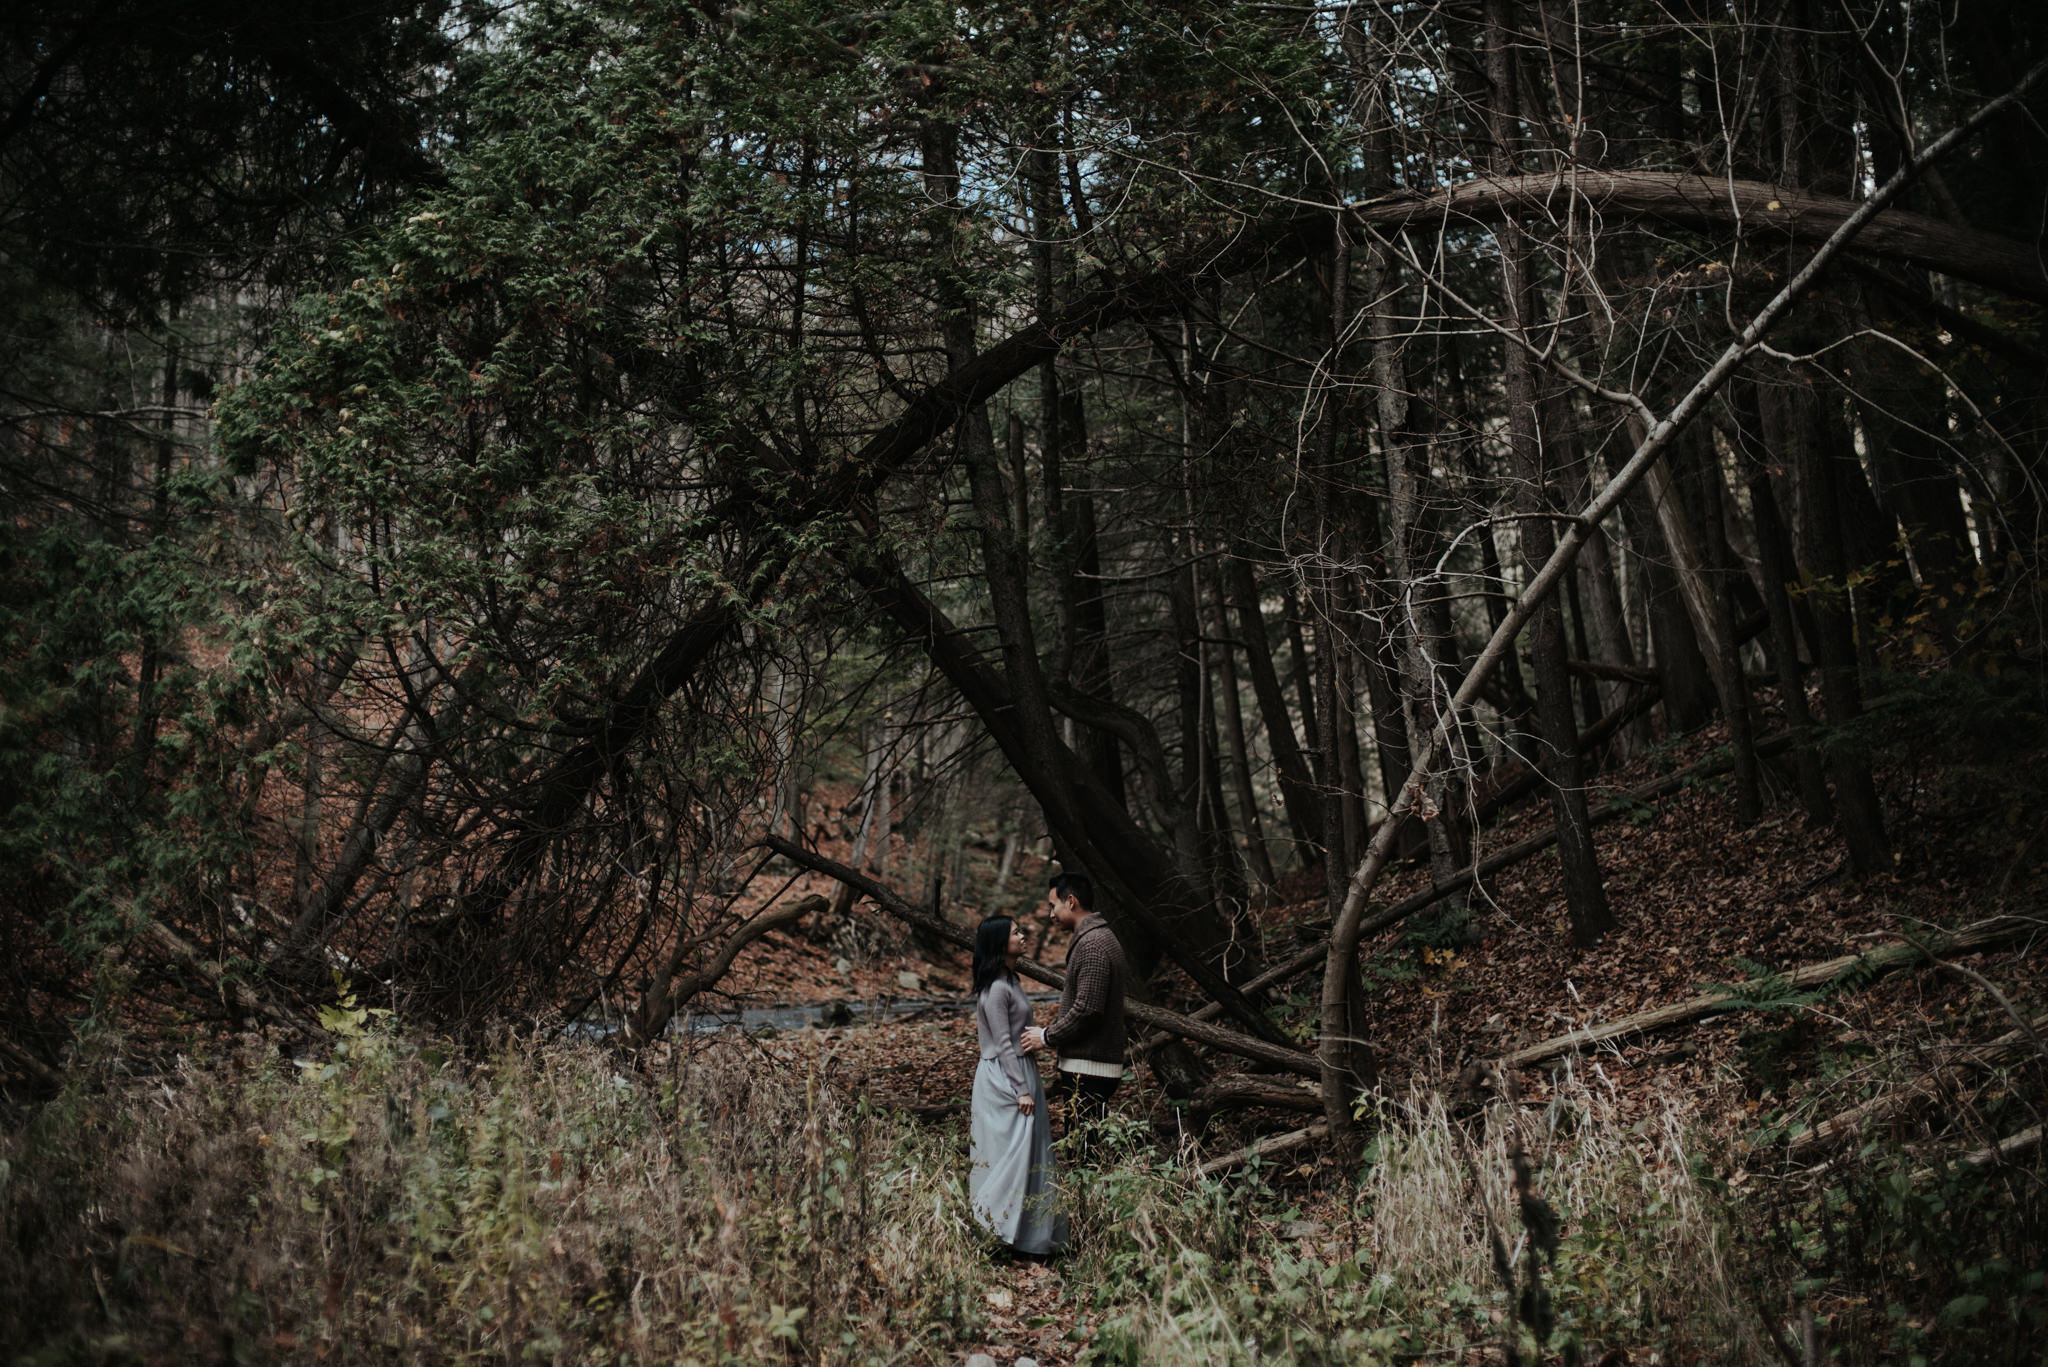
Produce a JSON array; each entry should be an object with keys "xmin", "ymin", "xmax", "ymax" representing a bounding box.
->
[
  {"xmin": 1346, "ymin": 170, "xmax": 2048, "ymax": 305},
  {"xmin": 0, "ymin": 1035, "xmax": 62, "ymax": 1091},
  {"xmin": 142, "ymin": 919, "xmax": 304, "ymax": 1034},
  {"xmin": 1788, "ymin": 1013, "xmax": 2048, "ymax": 1161},
  {"xmin": 1497, "ymin": 916, "xmax": 2036, "ymax": 1070},
  {"xmin": 1188, "ymin": 1073, "xmax": 1327, "ymax": 1121},
  {"xmin": 1193, "ymin": 1120, "xmax": 1330, "ymax": 1180},
  {"xmin": 1910, "ymin": 1124, "xmax": 2043, "ymax": 1182},
  {"xmin": 1566, "ymin": 659, "xmax": 1660, "ymax": 686},
  {"xmin": 761, "ymin": 834, "xmax": 1322, "ymax": 1079}
]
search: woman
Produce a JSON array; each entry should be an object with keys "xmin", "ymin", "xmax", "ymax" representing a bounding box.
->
[{"xmin": 968, "ymin": 914, "xmax": 1067, "ymax": 1256}]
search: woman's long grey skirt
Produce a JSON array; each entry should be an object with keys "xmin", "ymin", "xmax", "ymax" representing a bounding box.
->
[{"xmin": 968, "ymin": 1057, "xmax": 1068, "ymax": 1255}]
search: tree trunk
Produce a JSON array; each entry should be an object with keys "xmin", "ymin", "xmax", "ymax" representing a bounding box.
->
[
  {"xmin": 1484, "ymin": 0, "xmax": 1610, "ymax": 945},
  {"xmin": 1353, "ymin": 571, "xmax": 1417, "ymax": 818},
  {"xmin": 1637, "ymin": 437, "xmax": 1764, "ymax": 824},
  {"xmin": 1211, "ymin": 573, "xmax": 1278, "ymax": 891},
  {"xmin": 1225, "ymin": 554, "xmax": 1323, "ymax": 856},
  {"xmin": 1779, "ymin": 376, "xmax": 1892, "ymax": 872},
  {"xmin": 1283, "ymin": 583, "xmax": 1322, "ymax": 773},
  {"xmin": 918, "ymin": 116, "xmax": 1260, "ymax": 999},
  {"xmin": 1575, "ymin": 513, "xmax": 1650, "ymax": 757},
  {"xmin": 1622, "ymin": 475, "xmax": 1717, "ymax": 732},
  {"xmin": 1730, "ymin": 375, "xmax": 1835, "ymax": 826},
  {"xmin": 1356, "ymin": 53, "xmax": 1467, "ymax": 911},
  {"xmin": 1059, "ymin": 392, "xmax": 1127, "ymax": 808}
]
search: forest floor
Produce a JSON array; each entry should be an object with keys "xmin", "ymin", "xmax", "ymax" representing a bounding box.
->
[
  {"xmin": 4, "ymin": 700, "xmax": 2041, "ymax": 1365},
  {"xmin": 690, "ymin": 703, "xmax": 2045, "ymax": 1365}
]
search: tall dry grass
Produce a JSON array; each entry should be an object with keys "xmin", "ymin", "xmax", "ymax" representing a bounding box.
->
[
  {"xmin": 0, "ymin": 1015, "xmax": 992, "ymax": 1365},
  {"xmin": 1057, "ymin": 1062, "xmax": 1771, "ymax": 1365},
  {"xmin": 20, "ymin": 1011, "xmax": 2024, "ymax": 1365}
]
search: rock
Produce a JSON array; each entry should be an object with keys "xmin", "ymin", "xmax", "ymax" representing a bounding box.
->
[
  {"xmin": 818, "ymin": 1000, "xmax": 855, "ymax": 1028},
  {"xmin": 964, "ymin": 1356, "xmax": 999, "ymax": 1367},
  {"xmin": 833, "ymin": 956, "xmax": 853, "ymax": 978},
  {"xmin": 896, "ymin": 970, "xmax": 923, "ymax": 992},
  {"xmin": 1015, "ymin": 1358, "xmax": 1041, "ymax": 1367},
  {"xmin": 984, "ymin": 1288, "xmax": 1013, "ymax": 1309}
]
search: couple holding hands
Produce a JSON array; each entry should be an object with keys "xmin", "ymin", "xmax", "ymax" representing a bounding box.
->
[{"xmin": 967, "ymin": 873, "xmax": 1128, "ymax": 1258}]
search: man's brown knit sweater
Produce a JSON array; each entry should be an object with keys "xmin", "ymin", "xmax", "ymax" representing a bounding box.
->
[{"xmin": 1043, "ymin": 913, "xmax": 1128, "ymax": 1069}]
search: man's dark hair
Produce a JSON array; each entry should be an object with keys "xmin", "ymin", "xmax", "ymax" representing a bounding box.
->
[{"xmin": 1049, "ymin": 872, "xmax": 1094, "ymax": 911}]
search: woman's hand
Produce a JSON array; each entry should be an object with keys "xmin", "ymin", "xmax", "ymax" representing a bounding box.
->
[{"xmin": 1017, "ymin": 1093, "xmax": 1035, "ymax": 1116}]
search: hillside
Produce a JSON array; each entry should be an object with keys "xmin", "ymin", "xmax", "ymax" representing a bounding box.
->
[{"xmin": 708, "ymin": 689, "xmax": 2045, "ymax": 1364}]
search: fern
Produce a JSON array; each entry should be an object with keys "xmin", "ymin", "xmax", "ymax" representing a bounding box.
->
[{"xmin": 1698, "ymin": 958, "xmax": 1826, "ymax": 1013}]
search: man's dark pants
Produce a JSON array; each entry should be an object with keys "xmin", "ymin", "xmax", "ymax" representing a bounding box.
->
[{"xmin": 1053, "ymin": 1070, "xmax": 1120, "ymax": 1162}]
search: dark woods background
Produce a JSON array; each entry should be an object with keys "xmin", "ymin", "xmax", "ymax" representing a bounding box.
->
[{"xmin": 4, "ymin": 0, "xmax": 2046, "ymax": 1089}]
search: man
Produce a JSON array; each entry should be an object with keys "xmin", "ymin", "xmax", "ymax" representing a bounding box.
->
[{"xmin": 1021, "ymin": 873, "xmax": 1128, "ymax": 1154}]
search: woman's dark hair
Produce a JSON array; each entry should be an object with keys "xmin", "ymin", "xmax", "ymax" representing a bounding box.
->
[{"xmin": 972, "ymin": 915, "xmax": 1016, "ymax": 998}]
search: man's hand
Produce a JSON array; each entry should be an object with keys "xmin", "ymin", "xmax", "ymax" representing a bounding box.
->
[{"xmin": 1021, "ymin": 1025, "xmax": 1046, "ymax": 1052}]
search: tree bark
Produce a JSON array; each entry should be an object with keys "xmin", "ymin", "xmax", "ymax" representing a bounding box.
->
[
  {"xmin": 1484, "ymin": 0, "xmax": 1610, "ymax": 946},
  {"xmin": 1621, "ymin": 472, "xmax": 1717, "ymax": 732},
  {"xmin": 1283, "ymin": 584, "xmax": 1323, "ymax": 771},
  {"xmin": 1354, "ymin": 38, "xmax": 1466, "ymax": 918},
  {"xmin": 1778, "ymin": 376, "xmax": 1893, "ymax": 872},
  {"xmin": 1637, "ymin": 438, "xmax": 1764, "ymax": 824},
  {"xmin": 1225, "ymin": 554, "xmax": 1323, "ymax": 856},
  {"xmin": 1728, "ymin": 375, "xmax": 1835, "ymax": 826},
  {"xmin": 1211, "ymin": 574, "xmax": 1278, "ymax": 891}
]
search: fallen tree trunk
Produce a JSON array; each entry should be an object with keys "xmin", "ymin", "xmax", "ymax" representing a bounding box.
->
[
  {"xmin": 144, "ymin": 919, "xmax": 304, "ymax": 1034},
  {"xmin": 761, "ymin": 834, "xmax": 1322, "ymax": 1079},
  {"xmin": 1497, "ymin": 915, "xmax": 2035, "ymax": 1071},
  {"xmin": 1788, "ymin": 1013, "xmax": 2048, "ymax": 1162},
  {"xmin": 1910, "ymin": 1124, "xmax": 2044, "ymax": 1182},
  {"xmin": 1193, "ymin": 1120, "xmax": 1330, "ymax": 1180},
  {"xmin": 1346, "ymin": 170, "xmax": 2048, "ymax": 305},
  {"xmin": 1189, "ymin": 1074, "xmax": 1326, "ymax": 1121},
  {"xmin": 0, "ymin": 1036, "xmax": 62, "ymax": 1091},
  {"xmin": 1567, "ymin": 659, "xmax": 1660, "ymax": 686}
]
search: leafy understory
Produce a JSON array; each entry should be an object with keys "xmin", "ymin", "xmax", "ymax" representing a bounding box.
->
[{"xmin": 9, "ymin": 993, "xmax": 2035, "ymax": 1366}]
